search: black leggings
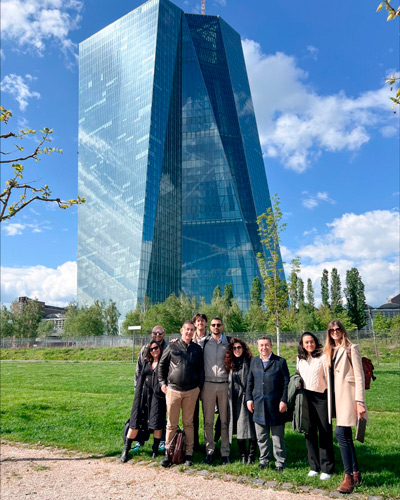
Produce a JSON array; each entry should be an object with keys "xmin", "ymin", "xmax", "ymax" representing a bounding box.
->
[{"xmin": 335, "ymin": 426, "xmax": 359, "ymax": 474}]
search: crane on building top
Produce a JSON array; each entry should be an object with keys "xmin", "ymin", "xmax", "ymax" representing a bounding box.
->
[{"xmin": 201, "ymin": 0, "xmax": 205, "ymax": 15}]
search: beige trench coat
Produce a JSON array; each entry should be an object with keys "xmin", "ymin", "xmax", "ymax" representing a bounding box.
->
[{"xmin": 327, "ymin": 344, "xmax": 369, "ymax": 427}]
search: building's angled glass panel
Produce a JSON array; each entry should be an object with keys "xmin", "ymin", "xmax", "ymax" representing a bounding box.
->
[
  {"xmin": 140, "ymin": 0, "xmax": 182, "ymax": 303},
  {"xmin": 182, "ymin": 15, "xmax": 259, "ymax": 310},
  {"xmin": 145, "ymin": 1, "xmax": 182, "ymax": 302}
]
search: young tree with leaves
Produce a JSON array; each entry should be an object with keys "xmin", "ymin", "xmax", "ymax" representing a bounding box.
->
[
  {"xmin": 245, "ymin": 277, "xmax": 266, "ymax": 332},
  {"xmin": 306, "ymin": 278, "xmax": 315, "ymax": 309},
  {"xmin": 257, "ymin": 194, "xmax": 287, "ymax": 355},
  {"xmin": 288, "ymin": 257, "xmax": 300, "ymax": 312},
  {"xmin": 223, "ymin": 283, "xmax": 234, "ymax": 308},
  {"xmin": 250, "ymin": 276, "xmax": 262, "ymax": 307},
  {"xmin": 330, "ymin": 268, "xmax": 343, "ymax": 315},
  {"xmin": 12, "ymin": 299, "xmax": 43, "ymax": 338},
  {"xmin": 0, "ymin": 305, "xmax": 14, "ymax": 337},
  {"xmin": 344, "ymin": 268, "xmax": 367, "ymax": 330},
  {"xmin": 297, "ymin": 277, "xmax": 305, "ymax": 310},
  {"xmin": 0, "ymin": 107, "xmax": 84, "ymax": 221},
  {"xmin": 321, "ymin": 269, "xmax": 330, "ymax": 308},
  {"xmin": 104, "ymin": 299, "xmax": 120, "ymax": 336}
]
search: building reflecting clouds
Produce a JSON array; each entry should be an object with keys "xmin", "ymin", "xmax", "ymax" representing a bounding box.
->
[{"xmin": 78, "ymin": 0, "xmax": 277, "ymax": 318}]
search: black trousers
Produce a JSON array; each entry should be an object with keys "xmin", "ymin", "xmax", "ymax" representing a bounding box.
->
[
  {"xmin": 335, "ymin": 426, "xmax": 359, "ymax": 474},
  {"xmin": 304, "ymin": 389, "xmax": 335, "ymax": 474}
]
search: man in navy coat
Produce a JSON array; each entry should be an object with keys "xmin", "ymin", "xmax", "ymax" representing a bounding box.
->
[{"xmin": 246, "ymin": 336, "xmax": 290, "ymax": 472}]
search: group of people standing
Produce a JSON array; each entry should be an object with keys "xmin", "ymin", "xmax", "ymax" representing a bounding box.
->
[{"xmin": 120, "ymin": 315, "xmax": 367, "ymax": 494}]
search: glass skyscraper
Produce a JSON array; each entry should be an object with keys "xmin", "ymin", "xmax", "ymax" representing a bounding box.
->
[{"xmin": 78, "ymin": 0, "xmax": 277, "ymax": 318}]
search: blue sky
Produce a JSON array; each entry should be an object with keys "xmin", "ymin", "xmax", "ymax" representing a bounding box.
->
[{"xmin": 1, "ymin": 0, "xmax": 399, "ymax": 311}]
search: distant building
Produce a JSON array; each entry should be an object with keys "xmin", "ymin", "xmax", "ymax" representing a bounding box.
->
[
  {"xmin": 77, "ymin": 0, "xmax": 282, "ymax": 319},
  {"xmin": 12, "ymin": 296, "xmax": 66, "ymax": 319},
  {"xmin": 388, "ymin": 294, "xmax": 400, "ymax": 306},
  {"xmin": 366, "ymin": 294, "xmax": 400, "ymax": 329}
]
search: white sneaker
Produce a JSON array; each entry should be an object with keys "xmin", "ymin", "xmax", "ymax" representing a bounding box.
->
[
  {"xmin": 308, "ymin": 470, "xmax": 319, "ymax": 477},
  {"xmin": 320, "ymin": 473, "xmax": 332, "ymax": 480}
]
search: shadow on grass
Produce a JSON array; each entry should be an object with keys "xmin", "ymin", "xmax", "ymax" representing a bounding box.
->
[{"xmin": 284, "ymin": 431, "xmax": 400, "ymax": 488}]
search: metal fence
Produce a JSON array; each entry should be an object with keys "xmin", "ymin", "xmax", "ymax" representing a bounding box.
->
[{"xmin": 0, "ymin": 329, "xmax": 383, "ymax": 350}]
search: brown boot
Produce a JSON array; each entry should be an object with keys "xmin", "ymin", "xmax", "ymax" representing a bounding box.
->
[
  {"xmin": 353, "ymin": 471, "xmax": 362, "ymax": 485},
  {"xmin": 337, "ymin": 473, "xmax": 354, "ymax": 493}
]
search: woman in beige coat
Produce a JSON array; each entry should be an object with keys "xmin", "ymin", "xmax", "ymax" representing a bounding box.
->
[{"xmin": 324, "ymin": 320, "xmax": 368, "ymax": 494}]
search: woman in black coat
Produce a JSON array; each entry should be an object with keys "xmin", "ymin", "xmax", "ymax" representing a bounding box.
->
[
  {"xmin": 120, "ymin": 340, "xmax": 166, "ymax": 462},
  {"xmin": 224, "ymin": 337, "xmax": 257, "ymax": 464}
]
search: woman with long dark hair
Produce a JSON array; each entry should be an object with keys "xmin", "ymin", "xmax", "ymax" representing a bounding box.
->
[
  {"xmin": 120, "ymin": 340, "xmax": 166, "ymax": 462},
  {"xmin": 224, "ymin": 337, "xmax": 257, "ymax": 464},
  {"xmin": 297, "ymin": 332, "xmax": 335, "ymax": 480},
  {"xmin": 324, "ymin": 320, "xmax": 368, "ymax": 493}
]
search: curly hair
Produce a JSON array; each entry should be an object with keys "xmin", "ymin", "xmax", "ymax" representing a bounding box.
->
[
  {"xmin": 145, "ymin": 340, "xmax": 163, "ymax": 363},
  {"xmin": 297, "ymin": 332, "xmax": 323, "ymax": 360},
  {"xmin": 224, "ymin": 337, "xmax": 252, "ymax": 372}
]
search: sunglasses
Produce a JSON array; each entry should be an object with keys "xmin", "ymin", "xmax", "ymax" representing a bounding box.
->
[
  {"xmin": 211, "ymin": 323, "xmax": 222, "ymax": 327},
  {"xmin": 329, "ymin": 328, "xmax": 342, "ymax": 334},
  {"xmin": 233, "ymin": 346, "xmax": 243, "ymax": 351},
  {"xmin": 150, "ymin": 346, "xmax": 160, "ymax": 352},
  {"xmin": 152, "ymin": 331, "xmax": 164, "ymax": 335}
]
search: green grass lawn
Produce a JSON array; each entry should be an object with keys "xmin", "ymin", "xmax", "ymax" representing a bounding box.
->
[{"xmin": 1, "ymin": 357, "xmax": 399, "ymax": 497}]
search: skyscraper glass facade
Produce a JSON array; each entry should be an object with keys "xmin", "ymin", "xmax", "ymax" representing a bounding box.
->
[{"xmin": 78, "ymin": 0, "xmax": 277, "ymax": 318}]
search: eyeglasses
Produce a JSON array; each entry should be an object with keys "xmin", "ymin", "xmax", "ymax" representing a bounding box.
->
[
  {"xmin": 152, "ymin": 331, "xmax": 164, "ymax": 335},
  {"xmin": 329, "ymin": 328, "xmax": 342, "ymax": 334},
  {"xmin": 233, "ymin": 346, "xmax": 243, "ymax": 351},
  {"xmin": 150, "ymin": 346, "xmax": 160, "ymax": 352},
  {"xmin": 211, "ymin": 323, "xmax": 222, "ymax": 327}
]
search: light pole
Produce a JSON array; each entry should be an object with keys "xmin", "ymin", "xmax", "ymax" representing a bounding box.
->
[{"xmin": 128, "ymin": 325, "xmax": 141, "ymax": 364}]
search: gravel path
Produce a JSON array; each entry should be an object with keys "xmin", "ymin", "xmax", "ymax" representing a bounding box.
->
[{"xmin": 0, "ymin": 443, "xmax": 322, "ymax": 500}]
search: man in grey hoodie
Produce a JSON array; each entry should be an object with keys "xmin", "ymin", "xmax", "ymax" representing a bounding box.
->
[{"xmin": 199, "ymin": 317, "xmax": 230, "ymax": 465}]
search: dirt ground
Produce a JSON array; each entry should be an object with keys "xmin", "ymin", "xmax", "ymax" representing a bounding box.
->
[{"xmin": 0, "ymin": 443, "xmax": 322, "ymax": 500}]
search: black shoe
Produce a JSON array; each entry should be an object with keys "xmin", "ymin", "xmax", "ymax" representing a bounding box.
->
[
  {"xmin": 204, "ymin": 454, "xmax": 213, "ymax": 465},
  {"xmin": 160, "ymin": 456, "xmax": 171, "ymax": 468},
  {"xmin": 120, "ymin": 439, "xmax": 133, "ymax": 463},
  {"xmin": 258, "ymin": 462, "xmax": 269, "ymax": 470},
  {"xmin": 276, "ymin": 465, "xmax": 285, "ymax": 473},
  {"xmin": 222, "ymin": 456, "xmax": 230, "ymax": 465},
  {"xmin": 184, "ymin": 455, "xmax": 193, "ymax": 466}
]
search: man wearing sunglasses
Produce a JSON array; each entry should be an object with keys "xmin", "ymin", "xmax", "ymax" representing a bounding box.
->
[{"xmin": 199, "ymin": 317, "xmax": 231, "ymax": 465}]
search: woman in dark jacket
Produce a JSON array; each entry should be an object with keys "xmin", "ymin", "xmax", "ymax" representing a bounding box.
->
[
  {"xmin": 120, "ymin": 340, "xmax": 166, "ymax": 462},
  {"xmin": 224, "ymin": 337, "xmax": 257, "ymax": 464}
]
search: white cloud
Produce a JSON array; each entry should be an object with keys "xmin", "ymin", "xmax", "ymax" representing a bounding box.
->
[
  {"xmin": 303, "ymin": 227, "xmax": 317, "ymax": 236},
  {"xmin": 242, "ymin": 39, "xmax": 395, "ymax": 172},
  {"xmin": 0, "ymin": 0, "xmax": 83, "ymax": 59},
  {"xmin": 1, "ymin": 261, "xmax": 77, "ymax": 307},
  {"xmin": 1, "ymin": 74, "xmax": 40, "ymax": 111},
  {"xmin": 286, "ymin": 209, "xmax": 400, "ymax": 306},
  {"xmin": 302, "ymin": 191, "xmax": 336, "ymax": 209},
  {"xmin": 2, "ymin": 221, "xmax": 50, "ymax": 236},
  {"xmin": 306, "ymin": 45, "xmax": 319, "ymax": 60},
  {"xmin": 380, "ymin": 125, "xmax": 398, "ymax": 138}
]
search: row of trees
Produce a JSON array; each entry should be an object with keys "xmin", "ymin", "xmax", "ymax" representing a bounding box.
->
[
  {"xmin": 120, "ymin": 267, "xmax": 368, "ymax": 336},
  {"xmin": 0, "ymin": 299, "xmax": 120, "ymax": 338}
]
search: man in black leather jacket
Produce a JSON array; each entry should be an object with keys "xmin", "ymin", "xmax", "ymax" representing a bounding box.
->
[{"xmin": 159, "ymin": 321, "xmax": 204, "ymax": 467}]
